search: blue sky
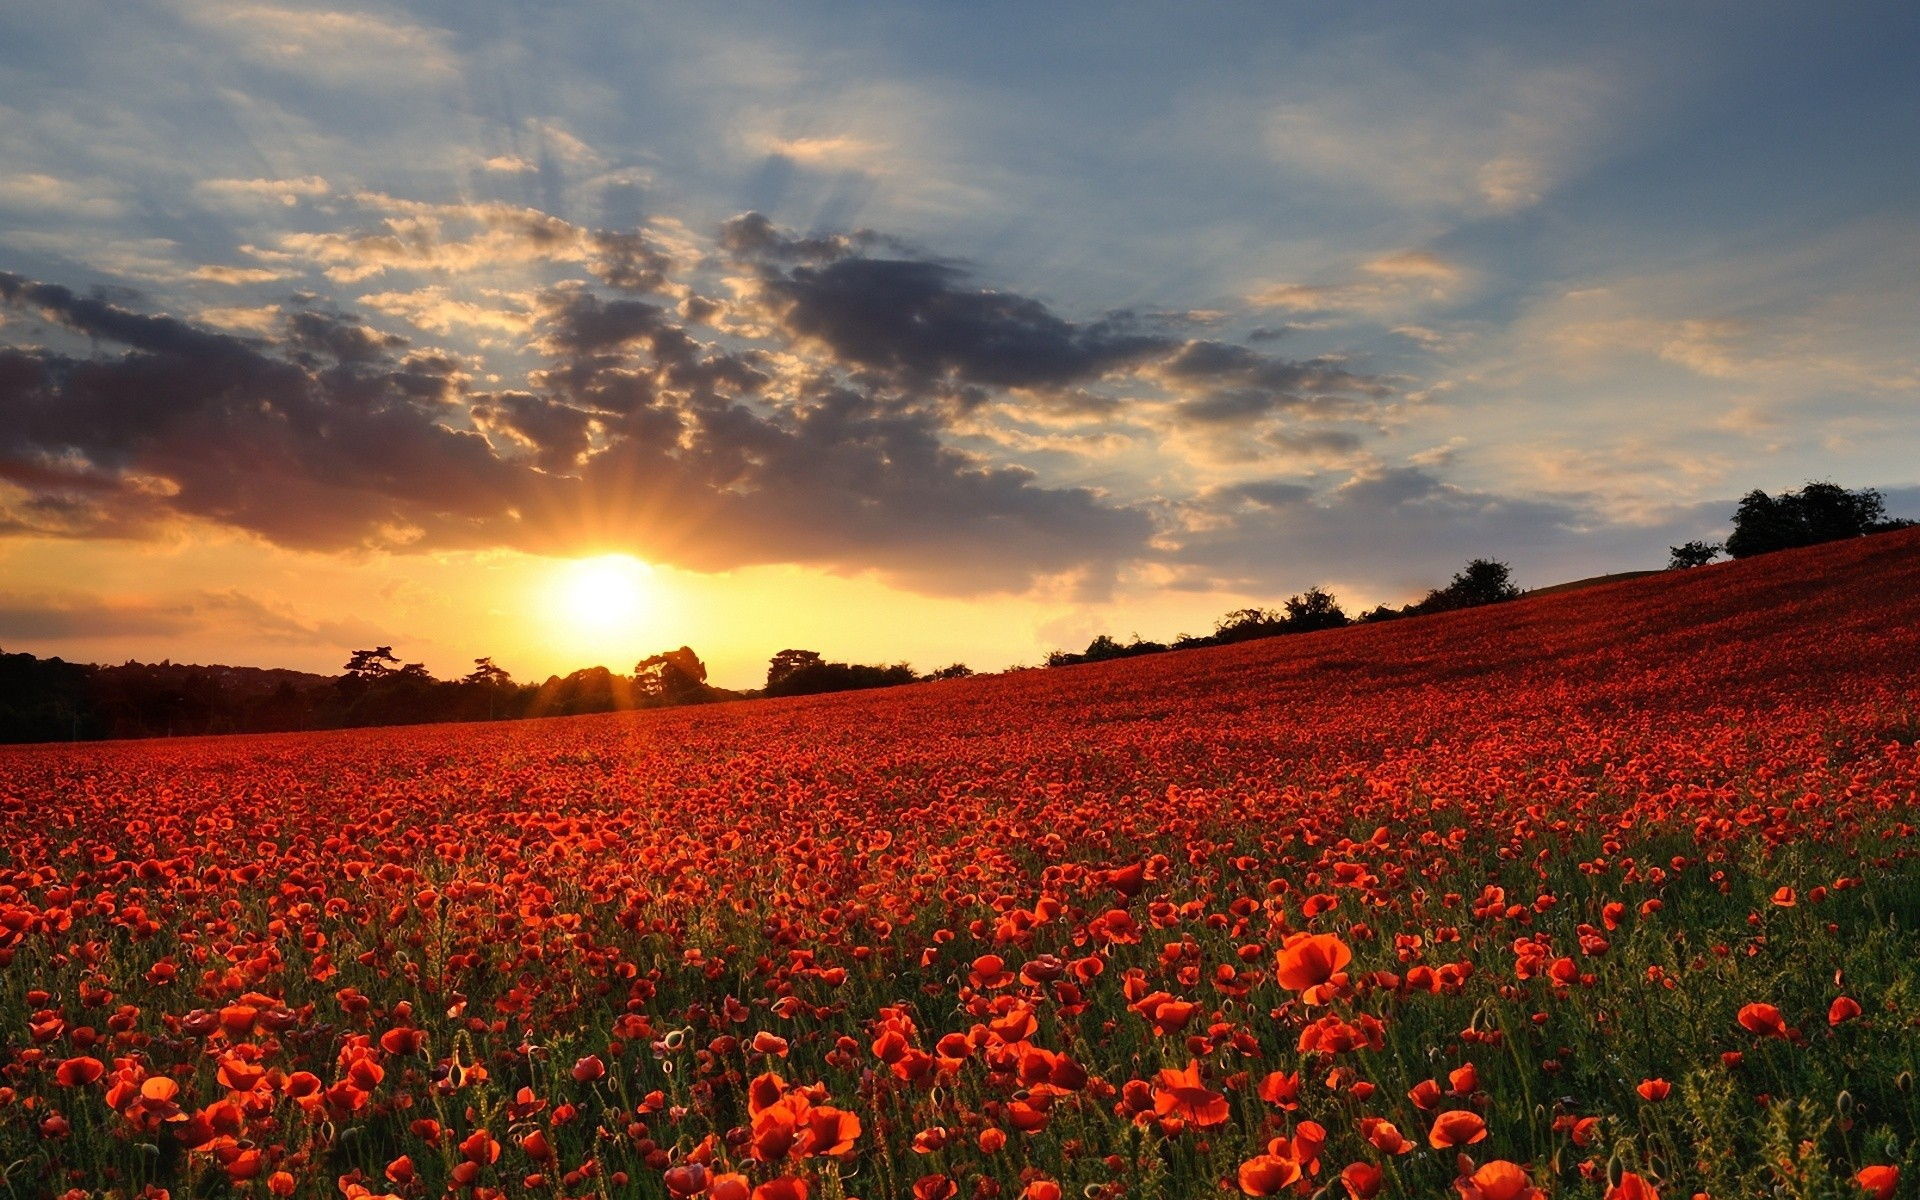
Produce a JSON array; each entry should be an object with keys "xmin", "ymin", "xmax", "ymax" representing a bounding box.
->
[{"xmin": 1, "ymin": 1, "xmax": 1916, "ymax": 679}]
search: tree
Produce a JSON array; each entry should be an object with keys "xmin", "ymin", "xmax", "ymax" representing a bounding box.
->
[
  {"xmin": 927, "ymin": 663, "xmax": 973, "ymax": 681},
  {"xmin": 1283, "ymin": 586, "xmax": 1349, "ymax": 632},
  {"xmin": 1726, "ymin": 481, "xmax": 1890, "ymax": 558},
  {"xmin": 1796, "ymin": 481, "xmax": 1886, "ymax": 543},
  {"xmin": 635, "ymin": 646, "xmax": 709, "ymax": 704},
  {"xmin": 463, "ymin": 657, "xmax": 512, "ymax": 686},
  {"xmin": 1212, "ymin": 607, "xmax": 1285, "ymax": 644},
  {"xmin": 767, "ymin": 649, "xmax": 825, "ymax": 691},
  {"xmin": 343, "ymin": 646, "xmax": 400, "ymax": 680},
  {"xmin": 462, "ymin": 657, "xmax": 514, "ymax": 719},
  {"xmin": 1668, "ymin": 541, "xmax": 1721, "ymax": 570},
  {"xmin": 765, "ymin": 652, "xmax": 919, "ymax": 696},
  {"xmin": 1446, "ymin": 559, "xmax": 1520, "ymax": 606}
]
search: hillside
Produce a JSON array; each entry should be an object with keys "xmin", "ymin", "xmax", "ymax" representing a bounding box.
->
[{"xmin": 1, "ymin": 529, "xmax": 1917, "ymax": 1199}]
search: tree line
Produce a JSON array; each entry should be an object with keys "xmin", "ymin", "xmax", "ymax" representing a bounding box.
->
[
  {"xmin": 0, "ymin": 640, "xmax": 978, "ymax": 744},
  {"xmin": 1667, "ymin": 480, "xmax": 1911, "ymax": 569},
  {"xmin": 1044, "ymin": 559, "xmax": 1519, "ymax": 667},
  {"xmin": 1, "ymin": 479, "xmax": 1908, "ymax": 743}
]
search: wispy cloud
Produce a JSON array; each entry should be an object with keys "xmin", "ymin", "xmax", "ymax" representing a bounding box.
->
[{"xmin": 174, "ymin": 3, "xmax": 460, "ymax": 82}]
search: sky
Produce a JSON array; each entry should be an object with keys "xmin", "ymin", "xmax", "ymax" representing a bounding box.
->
[{"xmin": 1, "ymin": 1, "xmax": 1917, "ymax": 689}]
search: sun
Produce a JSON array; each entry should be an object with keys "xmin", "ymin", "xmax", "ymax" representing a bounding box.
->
[{"xmin": 549, "ymin": 554, "xmax": 657, "ymax": 637}]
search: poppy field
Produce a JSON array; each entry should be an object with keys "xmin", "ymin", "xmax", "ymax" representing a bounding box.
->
[{"xmin": 4, "ymin": 531, "xmax": 1919, "ymax": 1200}]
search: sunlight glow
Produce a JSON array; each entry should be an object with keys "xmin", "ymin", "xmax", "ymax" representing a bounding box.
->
[{"xmin": 544, "ymin": 554, "xmax": 659, "ymax": 655}]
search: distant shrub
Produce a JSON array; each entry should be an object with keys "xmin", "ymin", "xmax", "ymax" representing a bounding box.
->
[{"xmin": 1669, "ymin": 540, "xmax": 1722, "ymax": 569}]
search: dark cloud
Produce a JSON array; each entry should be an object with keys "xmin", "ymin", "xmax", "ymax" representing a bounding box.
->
[
  {"xmin": 745, "ymin": 255, "xmax": 1168, "ymax": 391},
  {"xmin": 718, "ymin": 211, "xmax": 886, "ymax": 263},
  {"xmin": 0, "ymin": 207, "xmax": 1426, "ymax": 597},
  {"xmin": 1155, "ymin": 340, "xmax": 1387, "ymax": 426},
  {"xmin": 0, "ymin": 265, "xmax": 1153, "ymax": 593},
  {"xmin": 469, "ymin": 392, "xmax": 596, "ymax": 472},
  {"xmin": 0, "ymin": 273, "xmax": 521, "ymax": 549},
  {"xmin": 725, "ymin": 214, "xmax": 1394, "ymax": 448}
]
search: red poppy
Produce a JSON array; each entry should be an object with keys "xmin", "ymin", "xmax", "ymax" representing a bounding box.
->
[
  {"xmin": 1455, "ymin": 1161, "xmax": 1544, "ymax": 1200},
  {"xmin": 1606, "ymin": 1173, "xmax": 1661, "ymax": 1200},
  {"xmin": 912, "ymin": 1175, "xmax": 958, "ymax": 1200},
  {"xmin": 1151, "ymin": 1060, "xmax": 1230, "ymax": 1128},
  {"xmin": 1237, "ymin": 1154, "xmax": 1302, "ymax": 1196},
  {"xmin": 571, "ymin": 1054, "xmax": 606, "ymax": 1083},
  {"xmin": 1341, "ymin": 1162, "xmax": 1384, "ymax": 1199},
  {"xmin": 1854, "ymin": 1166, "xmax": 1899, "ymax": 1200},
  {"xmin": 1736, "ymin": 1003, "xmax": 1794, "ymax": 1039},
  {"xmin": 1429, "ymin": 1109, "xmax": 1489, "ymax": 1148},
  {"xmin": 1275, "ymin": 932, "xmax": 1353, "ymax": 1003}
]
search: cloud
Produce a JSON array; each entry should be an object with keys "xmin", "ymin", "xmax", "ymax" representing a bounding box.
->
[
  {"xmin": 197, "ymin": 176, "xmax": 332, "ymax": 206},
  {"xmin": 272, "ymin": 193, "xmax": 678, "ymax": 290},
  {"xmin": 0, "ymin": 587, "xmax": 380, "ymax": 646},
  {"xmin": 196, "ymin": 304, "xmax": 283, "ymax": 333},
  {"xmin": 1164, "ymin": 463, "xmax": 1620, "ymax": 598},
  {"xmin": 0, "ymin": 251, "xmax": 1158, "ymax": 595},
  {"xmin": 753, "ymin": 132, "xmax": 887, "ymax": 168},
  {"xmin": 193, "ymin": 265, "xmax": 295, "ymax": 285},
  {"xmin": 1363, "ymin": 250, "xmax": 1463, "ymax": 284},
  {"xmin": 746, "ymin": 254, "xmax": 1170, "ymax": 391},
  {"xmin": 360, "ymin": 286, "xmax": 535, "ymax": 336},
  {"xmin": 726, "ymin": 214, "xmax": 1395, "ymax": 442},
  {"xmin": 177, "ymin": 4, "xmax": 460, "ymax": 83},
  {"xmin": 1264, "ymin": 62, "xmax": 1618, "ymax": 215},
  {"xmin": 0, "ymin": 173, "xmax": 126, "ymax": 219},
  {"xmin": 1249, "ymin": 248, "xmax": 1467, "ymax": 314}
]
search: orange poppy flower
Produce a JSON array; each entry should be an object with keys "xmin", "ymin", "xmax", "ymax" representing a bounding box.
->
[
  {"xmin": 1736, "ymin": 1003, "xmax": 1793, "ymax": 1039},
  {"xmin": 754, "ymin": 1177, "xmax": 811, "ymax": 1200},
  {"xmin": 1275, "ymin": 932, "xmax": 1353, "ymax": 1003},
  {"xmin": 1455, "ymin": 1161, "xmax": 1544, "ymax": 1200},
  {"xmin": 1340, "ymin": 1162, "xmax": 1384, "ymax": 1199},
  {"xmin": 1237, "ymin": 1154, "xmax": 1302, "ymax": 1197},
  {"xmin": 798, "ymin": 1105, "xmax": 861, "ymax": 1157},
  {"xmin": 1429, "ymin": 1109, "xmax": 1489, "ymax": 1148},
  {"xmin": 1151, "ymin": 1060, "xmax": 1230, "ymax": 1128},
  {"xmin": 1606, "ymin": 1172, "xmax": 1661, "ymax": 1200}
]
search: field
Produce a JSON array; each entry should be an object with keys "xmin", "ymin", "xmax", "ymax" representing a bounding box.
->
[{"xmin": 4, "ymin": 532, "xmax": 1919, "ymax": 1200}]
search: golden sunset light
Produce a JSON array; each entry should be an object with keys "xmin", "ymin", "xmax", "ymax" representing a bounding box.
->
[
  {"xmin": 543, "ymin": 553, "xmax": 663, "ymax": 656},
  {"xmin": 2, "ymin": 7, "xmax": 1919, "ymax": 1195}
]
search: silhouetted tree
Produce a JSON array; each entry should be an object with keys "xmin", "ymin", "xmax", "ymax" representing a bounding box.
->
[
  {"xmin": 767, "ymin": 648, "xmax": 825, "ymax": 691},
  {"xmin": 1212, "ymin": 607, "xmax": 1286, "ymax": 644},
  {"xmin": 765, "ymin": 650, "xmax": 918, "ymax": 696},
  {"xmin": 1283, "ymin": 586, "xmax": 1350, "ymax": 632},
  {"xmin": 1725, "ymin": 481, "xmax": 1893, "ymax": 559},
  {"xmin": 1668, "ymin": 540, "xmax": 1721, "ymax": 569},
  {"xmin": 926, "ymin": 663, "xmax": 973, "ymax": 681},
  {"xmin": 1446, "ymin": 559, "xmax": 1520, "ymax": 606},
  {"xmin": 343, "ymin": 647, "xmax": 400, "ymax": 680},
  {"xmin": 635, "ymin": 646, "xmax": 710, "ymax": 704},
  {"xmin": 463, "ymin": 657, "xmax": 512, "ymax": 686}
]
